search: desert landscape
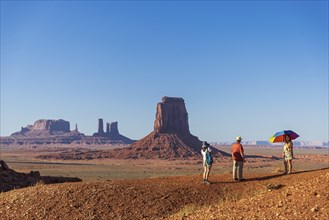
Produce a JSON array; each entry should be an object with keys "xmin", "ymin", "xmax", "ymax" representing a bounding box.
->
[
  {"xmin": 2, "ymin": 1, "xmax": 328, "ymax": 219},
  {"xmin": 1, "ymin": 96, "xmax": 328, "ymax": 219},
  {"xmin": 1, "ymin": 144, "xmax": 328, "ymax": 181},
  {"xmin": 0, "ymin": 144, "xmax": 328, "ymax": 219}
]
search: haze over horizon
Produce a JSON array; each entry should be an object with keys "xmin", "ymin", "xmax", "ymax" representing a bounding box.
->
[{"xmin": 1, "ymin": 1, "xmax": 328, "ymax": 142}]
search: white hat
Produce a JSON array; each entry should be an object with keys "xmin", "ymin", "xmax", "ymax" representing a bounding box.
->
[
  {"xmin": 202, "ymin": 141, "xmax": 208, "ymax": 148},
  {"xmin": 236, "ymin": 136, "xmax": 242, "ymax": 141}
]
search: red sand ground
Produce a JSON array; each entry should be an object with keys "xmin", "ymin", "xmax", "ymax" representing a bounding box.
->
[{"xmin": 0, "ymin": 168, "xmax": 328, "ymax": 220}]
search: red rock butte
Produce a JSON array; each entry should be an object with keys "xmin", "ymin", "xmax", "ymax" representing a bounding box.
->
[
  {"xmin": 113, "ymin": 96, "xmax": 227, "ymax": 159},
  {"xmin": 154, "ymin": 97, "xmax": 190, "ymax": 135}
]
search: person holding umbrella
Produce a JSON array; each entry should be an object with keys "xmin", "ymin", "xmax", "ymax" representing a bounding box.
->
[
  {"xmin": 282, "ymin": 135, "xmax": 294, "ymax": 174},
  {"xmin": 269, "ymin": 130, "xmax": 299, "ymax": 175}
]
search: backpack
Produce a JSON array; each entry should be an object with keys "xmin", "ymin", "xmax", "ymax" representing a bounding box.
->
[{"xmin": 206, "ymin": 150, "xmax": 213, "ymax": 165}]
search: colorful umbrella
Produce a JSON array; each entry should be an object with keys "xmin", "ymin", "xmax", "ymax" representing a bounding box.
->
[{"xmin": 269, "ymin": 130, "xmax": 299, "ymax": 143}]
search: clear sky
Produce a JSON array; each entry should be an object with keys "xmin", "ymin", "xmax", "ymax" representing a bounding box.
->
[{"xmin": 1, "ymin": 1, "xmax": 328, "ymax": 142}]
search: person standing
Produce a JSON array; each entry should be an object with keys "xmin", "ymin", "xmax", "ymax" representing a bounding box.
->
[
  {"xmin": 231, "ymin": 136, "xmax": 245, "ymax": 181},
  {"xmin": 201, "ymin": 141, "xmax": 213, "ymax": 184},
  {"xmin": 282, "ymin": 135, "xmax": 294, "ymax": 174}
]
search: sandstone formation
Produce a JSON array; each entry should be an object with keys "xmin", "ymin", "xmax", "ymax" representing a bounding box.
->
[
  {"xmin": 1, "ymin": 118, "xmax": 134, "ymax": 146},
  {"xmin": 109, "ymin": 122, "xmax": 119, "ymax": 136},
  {"xmin": 2, "ymin": 119, "xmax": 85, "ymax": 146},
  {"xmin": 92, "ymin": 119, "xmax": 133, "ymax": 143},
  {"xmin": 93, "ymin": 119, "xmax": 104, "ymax": 137},
  {"xmin": 0, "ymin": 160, "xmax": 81, "ymax": 192},
  {"xmin": 11, "ymin": 119, "xmax": 70, "ymax": 136},
  {"xmin": 97, "ymin": 119, "xmax": 105, "ymax": 134},
  {"xmin": 106, "ymin": 123, "xmax": 110, "ymax": 133},
  {"xmin": 110, "ymin": 96, "xmax": 228, "ymax": 159},
  {"xmin": 154, "ymin": 97, "xmax": 189, "ymax": 134}
]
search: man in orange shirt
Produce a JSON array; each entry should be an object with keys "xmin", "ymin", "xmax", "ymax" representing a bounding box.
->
[{"xmin": 231, "ymin": 136, "xmax": 245, "ymax": 181}]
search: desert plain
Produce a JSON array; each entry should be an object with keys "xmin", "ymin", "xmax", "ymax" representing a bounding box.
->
[
  {"xmin": 0, "ymin": 145, "xmax": 328, "ymax": 181},
  {"xmin": 0, "ymin": 144, "xmax": 328, "ymax": 219}
]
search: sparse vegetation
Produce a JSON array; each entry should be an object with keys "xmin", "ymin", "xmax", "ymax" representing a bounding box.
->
[
  {"xmin": 34, "ymin": 180, "xmax": 45, "ymax": 186},
  {"xmin": 179, "ymin": 204, "xmax": 198, "ymax": 218},
  {"xmin": 273, "ymin": 167, "xmax": 283, "ymax": 173}
]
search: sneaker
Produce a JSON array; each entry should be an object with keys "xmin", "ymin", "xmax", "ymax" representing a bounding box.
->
[
  {"xmin": 233, "ymin": 178, "xmax": 238, "ymax": 182},
  {"xmin": 205, "ymin": 180, "xmax": 211, "ymax": 185}
]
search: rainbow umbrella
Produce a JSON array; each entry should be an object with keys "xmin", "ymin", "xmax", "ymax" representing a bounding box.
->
[{"xmin": 269, "ymin": 130, "xmax": 299, "ymax": 143}]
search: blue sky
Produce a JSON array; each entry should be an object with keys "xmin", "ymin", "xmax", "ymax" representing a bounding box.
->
[{"xmin": 1, "ymin": 1, "xmax": 328, "ymax": 142}]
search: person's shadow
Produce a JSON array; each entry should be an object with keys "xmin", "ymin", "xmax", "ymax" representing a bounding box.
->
[
  {"xmin": 244, "ymin": 167, "xmax": 329, "ymax": 182},
  {"xmin": 210, "ymin": 167, "xmax": 329, "ymax": 184},
  {"xmin": 245, "ymin": 155, "xmax": 281, "ymax": 160}
]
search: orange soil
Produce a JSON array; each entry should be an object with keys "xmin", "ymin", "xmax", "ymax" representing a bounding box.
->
[{"xmin": 0, "ymin": 168, "xmax": 328, "ymax": 220}]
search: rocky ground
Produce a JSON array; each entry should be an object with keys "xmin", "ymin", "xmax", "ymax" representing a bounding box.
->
[
  {"xmin": 0, "ymin": 161, "xmax": 81, "ymax": 192},
  {"xmin": 0, "ymin": 167, "xmax": 328, "ymax": 220},
  {"xmin": 169, "ymin": 168, "xmax": 329, "ymax": 220}
]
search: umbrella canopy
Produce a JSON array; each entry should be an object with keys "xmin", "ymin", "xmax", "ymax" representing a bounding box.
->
[{"xmin": 269, "ymin": 130, "xmax": 299, "ymax": 143}]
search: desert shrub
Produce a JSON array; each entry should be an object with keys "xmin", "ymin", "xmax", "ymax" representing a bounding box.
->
[
  {"xmin": 179, "ymin": 204, "xmax": 198, "ymax": 218},
  {"xmin": 266, "ymin": 183, "xmax": 284, "ymax": 190},
  {"xmin": 273, "ymin": 167, "xmax": 283, "ymax": 173},
  {"xmin": 34, "ymin": 180, "xmax": 45, "ymax": 186}
]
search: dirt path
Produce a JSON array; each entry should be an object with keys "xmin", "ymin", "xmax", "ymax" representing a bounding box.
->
[{"xmin": 0, "ymin": 168, "xmax": 328, "ymax": 220}]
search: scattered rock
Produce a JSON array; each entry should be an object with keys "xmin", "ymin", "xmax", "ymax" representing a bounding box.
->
[
  {"xmin": 311, "ymin": 206, "xmax": 319, "ymax": 212},
  {"xmin": 266, "ymin": 183, "xmax": 284, "ymax": 190}
]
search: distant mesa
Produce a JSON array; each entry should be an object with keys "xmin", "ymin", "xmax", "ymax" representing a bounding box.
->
[
  {"xmin": 1, "ymin": 118, "xmax": 134, "ymax": 146},
  {"xmin": 11, "ymin": 119, "xmax": 71, "ymax": 136},
  {"xmin": 111, "ymin": 96, "xmax": 228, "ymax": 159}
]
